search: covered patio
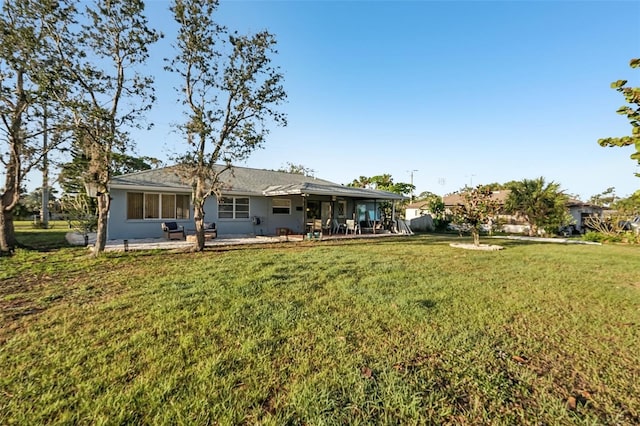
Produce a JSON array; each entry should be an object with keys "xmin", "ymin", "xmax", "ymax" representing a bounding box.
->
[
  {"xmin": 262, "ymin": 181, "xmax": 406, "ymax": 237},
  {"xmin": 66, "ymin": 230, "xmax": 408, "ymax": 252}
]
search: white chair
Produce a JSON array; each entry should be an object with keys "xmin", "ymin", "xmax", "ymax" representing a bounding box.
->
[
  {"xmin": 345, "ymin": 219, "xmax": 360, "ymax": 235},
  {"xmin": 323, "ymin": 218, "xmax": 333, "ymax": 234}
]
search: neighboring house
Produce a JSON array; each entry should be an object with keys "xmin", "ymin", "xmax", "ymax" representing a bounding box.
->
[
  {"xmin": 442, "ymin": 190, "xmax": 511, "ymax": 212},
  {"xmin": 404, "ymin": 201, "xmax": 435, "ymax": 232},
  {"xmin": 107, "ymin": 165, "xmax": 406, "ymax": 240},
  {"xmin": 443, "ymin": 190, "xmax": 603, "ymax": 234},
  {"xmin": 405, "ymin": 201, "xmax": 431, "ymax": 221},
  {"xmin": 565, "ymin": 199, "xmax": 604, "ymax": 233}
]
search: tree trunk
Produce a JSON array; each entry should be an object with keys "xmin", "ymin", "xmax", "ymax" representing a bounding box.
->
[
  {"xmin": 93, "ymin": 192, "xmax": 110, "ymax": 256},
  {"xmin": 193, "ymin": 201, "xmax": 206, "ymax": 251},
  {"xmin": 192, "ymin": 178, "xmax": 207, "ymax": 252},
  {"xmin": 472, "ymin": 228, "xmax": 480, "ymax": 246},
  {"xmin": 1, "ymin": 157, "xmax": 20, "ymax": 254},
  {"xmin": 0, "ymin": 205, "xmax": 17, "ymax": 254}
]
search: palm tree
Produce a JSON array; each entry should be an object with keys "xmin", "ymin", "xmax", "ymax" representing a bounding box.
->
[{"xmin": 504, "ymin": 177, "xmax": 568, "ymax": 237}]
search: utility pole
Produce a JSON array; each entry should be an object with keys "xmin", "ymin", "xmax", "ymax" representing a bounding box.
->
[
  {"xmin": 408, "ymin": 169, "xmax": 418, "ymax": 202},
  {"xmin": 466, "ymin": 174, "xmax": 476, "ymax": 188}
]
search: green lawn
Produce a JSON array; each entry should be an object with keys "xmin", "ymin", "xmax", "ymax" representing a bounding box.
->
[{"xmin": 1, "ymin": 233, "xmax": 639, "ymax": 424}]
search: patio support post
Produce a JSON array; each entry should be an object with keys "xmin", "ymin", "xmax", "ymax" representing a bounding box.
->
[
  {"xmin": 392, "ymin": 201, "xmax": 397, "ymax": 233},
  {"xmin": 373, "ymin": 199, "xmax": 377, "ymax": 234},
  {"xmin": 302, "ymin": 193, "xmax": 308, "ymax": 237}
]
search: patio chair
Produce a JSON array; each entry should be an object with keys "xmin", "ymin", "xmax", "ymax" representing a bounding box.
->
[
  {"xmin": 203, "ymin": 222, "xmax": 217, "ymax": 239},
  {"xmin": 323, "ymin": 218, "xmax": 333, "ymax": 234},
  {"xmin": 332, "ymin": 218, "xmax": 345, "ymax": 234},
  {"xmin": 161, "ymin": 221, "xmax": 184, "ymax": 240},
  {"xmin": 345, "ymin": 219, "xmax": 360, "ymax": 235}
]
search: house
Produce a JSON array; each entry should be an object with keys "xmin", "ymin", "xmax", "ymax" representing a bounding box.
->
[
  {"xmin": 443, "ymin": 190, "xmax": 603, "ymax": 234},
  {"xmin": 565, "ymin": 199, "xmax": 604, "ymax": 233},
  {"xmin": 107, "ymin": 165, "xmax": 406, "ymax": 240},
  {"xmin": 404, "ymin": 200, "xmax": 435, "ymax": 232},
  {"xmin": 405, "ymin": 200, "xmax": 431, "ymax": 221},
  {"xmin": 442, "ymin": 190, "xmax": 511, "ymax": 211}
]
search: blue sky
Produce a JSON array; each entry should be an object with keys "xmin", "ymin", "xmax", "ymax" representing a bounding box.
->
[{"xmin": 135, "ymin": 1, "xmax": 638, "ymax": 199}]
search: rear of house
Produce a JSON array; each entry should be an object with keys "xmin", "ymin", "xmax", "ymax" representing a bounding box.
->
[{"xmin": 107, "ymin": 165, "xmax": 405, "ymax": 240}]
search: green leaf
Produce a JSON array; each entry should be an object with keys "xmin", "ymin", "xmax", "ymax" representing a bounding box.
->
[
  {"xmin": 611, "ymin": 80, "xmax": 627, "ymax": 89},
  {"xmin": 630, "ymin": 58, "xmax": 640, "ymax": 68}
]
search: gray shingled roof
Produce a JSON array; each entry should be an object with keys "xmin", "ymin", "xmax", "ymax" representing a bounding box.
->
[{"xmin": 109, "ymin": 165, "xmax": 405, "ymax": 200}]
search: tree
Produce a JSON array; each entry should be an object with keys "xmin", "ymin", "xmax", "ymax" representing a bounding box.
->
[
  {"xmin": 598, "ymin": 58, "xmax": 640, "ymax": 176},
  {"xmin": 166, "ymin": 0, "xmax": 287, "ymax": 251},
  {"xmin": 348, "ymin": 176, "xmax": 372, "ymax": 188},
  {"xmin": 612, "ymin": 190, "xmax": 640, "ymax": 215},
  {"xmin": 349, "ymin": 174, "xmax": 414, "ymax": 196},
  {"xmin": 348, "ymin": 174, "xmax": 413, "ymax": 226},
  {"xmin": 277, "ymin": 162, "xmax": 315, "ymax": 176},
  {"xmin": 50, "ymin": 0, "xmax": 161, "ymax": 255},
  {"xmin": 588, "ymin": 187, "xmax": 617, "ymax": 207},
  {"xmin": 504, "ymin": 177, "xmax": 569, "ymax": 236},
  {"xmin": 449, "ymin": 186, "xmax": 500, "ymax": 246},
  {"xmin": 58, "ymin": 147, "xmax": 161, "ymax": 195},
  {"xmin": 0, "ymin": 0, "xmax": 73, "ymax": 254},
  {"xmin": 415, "ymin": 191, "xmax": 445, "ymax": 225}
]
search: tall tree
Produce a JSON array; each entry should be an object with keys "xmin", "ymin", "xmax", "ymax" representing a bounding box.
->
[
  {"xmin": 504, "ymin": 177, "xmax": 568, "ymax": 237},
  {"xmin": 277, "ymin": 162, "xmax": 315, "ymax": 177},
  {"xmin": 598, "ymin": 58, "xmax": 640, "ymax": 176},
  {"xmin": 49, "ymin": 0, "xmax": 161, "ymax": 255},
  {"xmin": 588, "ymin": 187, "xmax": 617, "ymax": 207},
  {"xmin": 58, "ymin": 147, "xmax": 161, "ymax": 195},
  {"xmin": 349, "ymin": 174, "xmax": 414, "ymax": 196},
  {"xmin": 0, "ymin": 0, "xmax": 73, "ymax": 254},
  {"xmin": 450, "ymin": 185, "xmax": 500, "ymax": 246},
  {"xmin": 415, "ymin": 191, "xmax": 445, "ymax": 221},
  {"xmin": 166, "ymin": 0, "xmax": 287, "ymax": 251},
  {"xmin": 349, "ymin": 176, "xmax": 372, "ymax": 188}
]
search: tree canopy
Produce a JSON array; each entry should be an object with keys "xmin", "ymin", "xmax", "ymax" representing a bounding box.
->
[
  {"xmin": 277, "ymin": 162, "xmax": 315, "ymax": 177},
  {"xmin": 348, "ymin": 174, "xmax": 414, "ymax": 196},
  {"xmin": 0, "ymin": 0, "xmax": 75, "ymax": 252},
  {"xmin": 449, "ymin": 186, "xmax": 500, "ymax": 246},
  {"xmin": 504, "ymin": 177, "xmax": 569, "ymax": 236},
  {"xmin": 166, "ymin": 0, "xmax": 287, "ymax": 251},
  {"xmin": 598, "ymin": 58, "xmax": 640, "ymax": 177}
]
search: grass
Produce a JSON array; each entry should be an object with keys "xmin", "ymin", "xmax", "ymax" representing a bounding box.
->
[
  {"xmin": 1, "ymin": 232, "xmax": 639, "ymax": 424},
  {"xmin": 11, "ymin": 220, "xmax": 72, "ymax": 251}
]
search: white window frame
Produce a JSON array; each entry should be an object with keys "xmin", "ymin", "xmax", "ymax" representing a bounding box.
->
[
  {"xmin": 272, "ymin": 198, "xmax": 291, "ymax": 215},
  {"xmin": 218, "ymin": 196, "xmax": 250, "ymax": 220},
  {"xmin": 337, "ymin": 200, "xmax": 347, "ymax": 218},
  {"xmin": 127, "ymin": 192, "xmax": 191, "ymax": 220}
]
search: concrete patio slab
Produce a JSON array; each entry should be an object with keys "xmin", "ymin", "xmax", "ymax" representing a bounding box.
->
[{"xmin": 66, "ymin": 231, "xmax": 404, "ymax": 252}]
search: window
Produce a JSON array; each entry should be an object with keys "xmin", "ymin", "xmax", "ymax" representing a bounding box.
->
[
  {"xmin": 161, "ymin": 194, "xmax": 175, "ymax": 218},
  {"xmin": 144, "ymin": 194, "xmax": 160, "ymax": 219},
  {"xmin": 126, "ymin": 192, "xmax": 191, "ymax": 220},
  {"xmin": 337, "ymin": 200, "xmax": 347, "ymax": 218},
  {"xmin": 127, "ymin": 193, "xmax": 143, "ymax": 219},
  {"xmin": 272, "ymin": 198, "xmax": 291, "ymax": 215},
  {"xmin": 219, "ymin": 196, "xmax": 250, "ymax": 219},
  {"xmin": 176, "ymin": 195, "xmax": 190, "ymax": 219}
]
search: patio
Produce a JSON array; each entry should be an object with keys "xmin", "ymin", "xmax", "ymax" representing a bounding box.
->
[{"xmin": 66, "ymin": 231, "xmax": 405, "ymax": 252}]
